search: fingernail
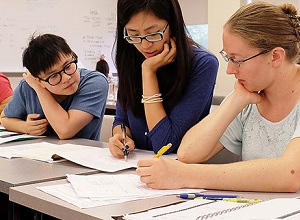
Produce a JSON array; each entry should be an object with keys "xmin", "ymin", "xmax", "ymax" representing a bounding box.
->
[
  {"xmin": 121, "ymin": 148, "xmax": 125, "ymax": 152},
  {"xmin": 125, "ymin": 145, "xmax": 129, "ymax": 150}
]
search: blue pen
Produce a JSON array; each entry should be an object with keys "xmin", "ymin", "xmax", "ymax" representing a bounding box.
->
[
  {"xmin": 179, "ymin": 193, "xmax": 237, "ymax": 199},
  {"xmin": 121, "ymin": 123, "xmax": 128, "ymax": 161}
]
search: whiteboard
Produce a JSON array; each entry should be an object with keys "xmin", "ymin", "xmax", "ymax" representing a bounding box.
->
[{"xmin": 0, "ymin": 0, "xmax": 117, "ymax": 73}]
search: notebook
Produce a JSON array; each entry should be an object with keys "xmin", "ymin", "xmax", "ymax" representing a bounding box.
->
[{"xmin": 121, "ymin": 198, "xmax": 300, "ymax": 220}]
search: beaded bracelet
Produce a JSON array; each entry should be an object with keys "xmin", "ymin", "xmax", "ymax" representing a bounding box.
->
[{"xmin": 141, "ymin": 93, "xmax": 163, "ymax": 104}]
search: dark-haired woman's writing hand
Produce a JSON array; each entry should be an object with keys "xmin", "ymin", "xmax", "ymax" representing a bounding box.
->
[{"xmin": 108, "ymin": 133, "xmax": 135, "ymax": 159}]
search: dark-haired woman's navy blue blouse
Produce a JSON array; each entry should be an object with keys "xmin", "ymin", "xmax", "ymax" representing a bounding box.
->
[{"xmin": 113, "ymin": 47, "xmax": 219, "ymax": 154}]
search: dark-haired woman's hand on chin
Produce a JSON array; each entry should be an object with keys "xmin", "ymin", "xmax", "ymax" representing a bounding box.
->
[
  {"xmin": 142, "ymin": 37, "xmax": 177, "ymax": 74},
  {"xmin": 108, "ymin": 134, "xmax": 135, "ymax": 159}
]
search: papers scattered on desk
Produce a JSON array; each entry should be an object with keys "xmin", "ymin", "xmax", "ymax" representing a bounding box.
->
[
  {"xmin": 0, "ymin": 141, "xmax": 177, "ymax": 172},
  {"xmin": 66, "ymin": 174, "xmax": 198, "ymax": 198},
  {"xmin": 123, "ymin": 198, "xmax": 300, "ymax": 220},
  {"xmin": 0, "ymin": 142, "xmax": 94, "ymax": 162},
  {"xmin": 0, "ymin": 142, "xmax": 52, "ymax": 159},
  {"xmin": 38, "ymin": 183, "xmax": 139, "ymax": 209},
  {"xmin": 37, "ymin": 173, "xmax": 204, "ymax": 209},
  {"xmin": 0, "ymin": 130, "xmax": 39, "ymax": 144}
]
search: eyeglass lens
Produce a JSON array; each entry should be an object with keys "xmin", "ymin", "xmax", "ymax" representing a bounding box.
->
[
  {"xmin": 124, "ymin": 23, "xmax": 168, "ymax": 44},
  {"xmin": 219, "ymin": 50, "xmax": 267, "ymax": 68},
  {"xmin": 47, "ymin": 61, "xmax": 77, "ymax": 86},
  {"xmin": 126, "ymin": 33, "xmax": 163, "ymax": 44}
]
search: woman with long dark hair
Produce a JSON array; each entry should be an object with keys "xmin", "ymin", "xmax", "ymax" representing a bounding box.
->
[{"xmin": 109, "ymin": 0, "xmax": 218, "ymax": 158}]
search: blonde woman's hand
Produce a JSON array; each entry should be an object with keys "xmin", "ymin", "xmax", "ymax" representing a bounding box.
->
[{"xmin": 136, "ymin": 157, "xmax": 188, "ymax": 189}]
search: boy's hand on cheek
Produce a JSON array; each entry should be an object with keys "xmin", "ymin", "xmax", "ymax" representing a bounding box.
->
[{"xmin": 23, "ymin": 71, "xmax": 44, "ymax": 91}]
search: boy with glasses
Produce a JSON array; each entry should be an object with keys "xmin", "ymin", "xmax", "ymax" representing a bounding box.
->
[{"xmin": 0, "ymin": 34, "xmax": 108, "ymax": 141}]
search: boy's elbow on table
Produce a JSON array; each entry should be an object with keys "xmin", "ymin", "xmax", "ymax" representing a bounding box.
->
[{"xmin": 56, "ymin": 129, "xmax": 76, "ymax": 140}]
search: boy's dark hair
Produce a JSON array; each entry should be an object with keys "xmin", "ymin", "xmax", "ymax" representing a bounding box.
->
[{"xmin": 22, "ymin": 33, "xmax": 77, "ymax": 77}]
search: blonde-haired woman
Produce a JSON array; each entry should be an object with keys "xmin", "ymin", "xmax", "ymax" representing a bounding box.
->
[{"xmin": 137, "ymin": 2, "xmax": 300, "ymax": 193}]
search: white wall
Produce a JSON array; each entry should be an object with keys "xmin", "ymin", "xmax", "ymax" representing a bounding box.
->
[
  {"xmin": 178, "ymin": 0, "xmax": 208, "ymax": 24},
  {"xmin": 179, "ymin": 0, "xmax": 239, "ymax": 96},
  {"xmin": 6, "ymin": 73, "xmax": 21, "ymax": 90},
  {"xmin": 207, "ymin": 0, "xmax": 300, "ymax": 96},
  {"xmin": 6, "ymin": 0, "xmax": 300, "ymax": 95},
  {"xmin": 253, "ymin": 0, "xmax": 300, "ymax": 7},
  {"xmin": 207, "ymin": 0, "xmax": 241, "ymax": 96}
]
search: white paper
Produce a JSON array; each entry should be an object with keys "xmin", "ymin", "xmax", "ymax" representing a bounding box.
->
[
  {"xmin": 37, "ymin": 183, "xmax": 145, "ymax": 209},
  {"xmin": 57, "ymin": 145, "xmax": 177, "ymax": 172},
  {"xmin": 0, "ymin": 141, "xmax": 51, "ymax": 159},
  {"xmin": 0, "ymin": 140, "xmax": 177, "ymax": 172},
  {"xmin": 66, "ymin": 174, "xmax": 201, "ymax": 199},
  {"xmin": 212, "ymin": 198, "xmax": 300, "ymax": 219},
  {"xmin": 0, "ymin": 132, "xmax": 39, "ymax": 144},
  {"xmin": 14, "ymin": 142, "xmax": 94, "ymax": 162},
  {"xmin": 37, "ymin": 173, "xmax": 205, "ymax": 209}
]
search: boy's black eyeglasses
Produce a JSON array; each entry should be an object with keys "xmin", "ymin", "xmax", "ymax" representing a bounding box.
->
[
  {"xmin": 219, "ymin": 50, "xmax": 269, "ymax": 68},
  {"xmin": 38, "ymin": 59, "xmax": 78, "ymax": 86},
  {"xmin": 123, "ymin": 23, "xmax": 169, "ymax": 44}
]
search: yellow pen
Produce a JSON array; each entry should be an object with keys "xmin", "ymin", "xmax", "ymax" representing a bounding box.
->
[
  {"xmin": 154, "ymin": 143, "xmax": 172, "ymax": 158},
  {"xmin": 194, "ymin": 197, "xmax": 261, "ymax": 204},
  {"xmin": 222, "ymin": 198, "xmax": 261, "ymax": 204}
]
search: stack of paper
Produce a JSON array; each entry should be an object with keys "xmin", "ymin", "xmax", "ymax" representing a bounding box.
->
[{"xmin": 37, "ymin": 173, "xmax": 203, "ymax": 209}]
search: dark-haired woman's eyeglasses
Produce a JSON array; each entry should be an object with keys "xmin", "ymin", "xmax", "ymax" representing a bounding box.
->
[
  {"xmin": 123, "ymin": 23, "xmax": 169, "ymax": 44},
  {"xmin": 38, "ymin": 59, "xmax": 78, "ymax": 86},
  {"xmin": 219, "ymin": 50, "xmax": 269, "ymax": 68}
]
